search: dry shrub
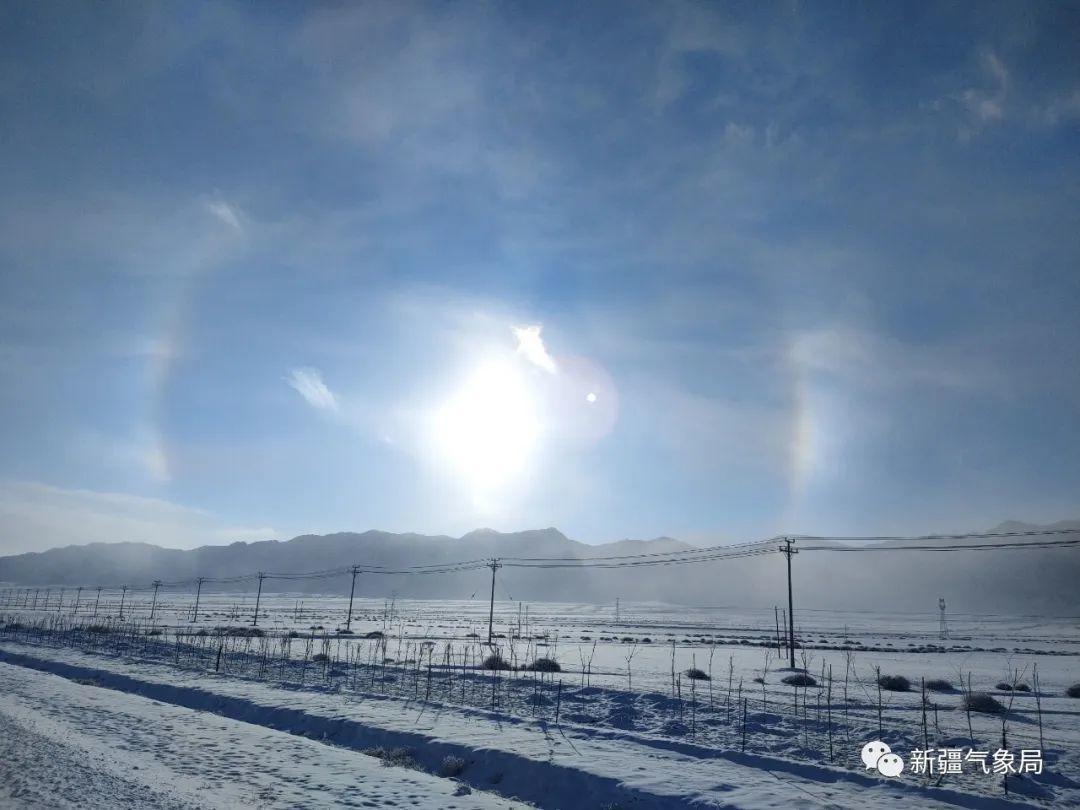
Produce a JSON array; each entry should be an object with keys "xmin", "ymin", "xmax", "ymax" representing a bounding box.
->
[
  {"xmin": 963, "ymin": 692, "xmax": 1005, "ymax": 714},
  {"xmin": 526, "ymin": 657, "xmax": 561, "ymax": 672},
  {"xmin": 439, "ymin": 755, "xmax": 467, "ymax": 777},
  {"xmin": 482, "ymin": 654, "xmax": 510, "ymax": 670},
  {"xmin": 878, "ymin": 674, "xmax": 911, "ymax": 692}
]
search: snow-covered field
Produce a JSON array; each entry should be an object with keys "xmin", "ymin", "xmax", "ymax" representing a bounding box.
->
[
  {"xmin": 0, "ymin": 660, "xmax": 521, "ymax": 809},
  {"xmin": 2, "ymin": 594, "xmax": 1079, "ymax": 808}
]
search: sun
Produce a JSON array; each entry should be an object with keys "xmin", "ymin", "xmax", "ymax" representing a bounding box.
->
[{"xmin": 430, "ymin": 360, "xmax": 539, "ymax": 502}]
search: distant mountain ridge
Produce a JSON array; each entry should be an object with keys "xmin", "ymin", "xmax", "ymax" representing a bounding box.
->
[{"xmin": 0, "ymin": 522, "xmax": 1076, "ymax": 613}]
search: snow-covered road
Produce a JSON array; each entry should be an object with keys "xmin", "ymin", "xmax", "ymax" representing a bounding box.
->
[{"xmin": 0, "ymin": 661, "xmax": 522, "ymax": 809}]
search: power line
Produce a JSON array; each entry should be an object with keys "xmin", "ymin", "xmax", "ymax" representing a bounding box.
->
[
  {"xmin": 501, "ymin": 537, "xmax": 778, "ymax": 563},
  {"xmin": 793, "ymin": 527, "xmax": 1079, "ymax": 546},
  {"xmin": 798, "ymin": 538, "xmax": 1080, "ymax": 552},
  {"xmin": 5, "ymin": 528, "xmax": 1076, "ymax": 597}
]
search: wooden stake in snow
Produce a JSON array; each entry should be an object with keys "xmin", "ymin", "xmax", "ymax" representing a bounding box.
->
[
  {"xmin": 741, "ymin": 696, "xmax": 748, "ymax": 752},
  {"xmin": 1034, "ymin": 663, "xmax": 1045, "ymax": 752},
  {"xmin": 875, "ymin": 665, "xmax": 883, "ymax": 736},
  {"xmin": 921, "ymin": 676, "xmax": 929, "ymax": 752},
  {"xmin": 555, "ymin": 679, "xmax": 562, "ymax": 725}
]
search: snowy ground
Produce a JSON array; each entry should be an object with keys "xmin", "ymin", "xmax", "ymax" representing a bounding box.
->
[
  {"xmin": 0, "ymin": 660, "xmax": 521, "ymax": 809},
  {"xmin": 2, "ymin": 595, "xmax": 1079, "ymax": 807}
]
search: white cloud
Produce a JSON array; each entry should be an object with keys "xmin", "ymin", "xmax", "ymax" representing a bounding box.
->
[
  {"xmin": 286, "ymin": 367, "xmax": 339, "ymax": 411},
  {"xmin": 205, "ymin": 199, "xmax": 243, "ymax": 231},
  {"xmin": 0, "ymin": 481, "xmax": 277, "ymax": 555},
  {"xmin": 512, "ymin": 325, "xmax": 557, "ymax": 374}
]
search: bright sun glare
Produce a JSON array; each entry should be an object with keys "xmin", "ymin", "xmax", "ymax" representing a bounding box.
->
[{"xmin": 431, "ymin": 360, "xmax": 539, "ymax": 502}]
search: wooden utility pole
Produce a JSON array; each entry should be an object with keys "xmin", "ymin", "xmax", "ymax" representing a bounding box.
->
[
  {"xmin": 780, "ymin": 538, "xmax": 798, "ymax": 670},
  {"xmin": 345, "ymin": 565, "xmax": 360, "ymax": 631},
  {"xmin": 487, "ymin": 558, "xmax": 501, "ymax": 645},
  {"xmin": 93, "ymin": 586, "xmax": 102, "ymax": 619},
  {"xmin": 192, "ymin": 577, "xmax": 205, "ymax": 623},
  {"xmin": 72, "ymin": 586, "xmax": 82, "ymax": 616},
  {"xmin": 118, "ymin": 585, "xmax": 128, "ymax": 620},
  {"xmin": 150, "ymin": 580, "xmax": 162, "ymax": 622},
  {"xmin": 252, "ymin": 572, "xmax": 265, "ymax": 626}
]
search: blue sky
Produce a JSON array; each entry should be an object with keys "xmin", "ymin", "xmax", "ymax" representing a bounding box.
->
[{"xmin": 1, "ymin": 2, "xmax": 1078, "ymax": 554}]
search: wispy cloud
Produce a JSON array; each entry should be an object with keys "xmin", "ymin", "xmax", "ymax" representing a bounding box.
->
[
  {"xmin": 512, "ymin": 325, "xmax": 557, "ymax": 374},
  {"xmin": 286, "ymin": 367, "xmax": 339, "ymax": 412},
  {"xmin": 205, "ymin": 199, "xmax": 243, "ymax": 231}
]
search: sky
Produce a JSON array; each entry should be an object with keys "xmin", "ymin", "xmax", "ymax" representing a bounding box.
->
[{"xmin": 1, "ymin": 2, "xmax": 1078, "ymax": 555}]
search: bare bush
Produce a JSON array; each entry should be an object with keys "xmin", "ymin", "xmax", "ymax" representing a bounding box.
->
[
  {"xmin": 367, "ymin": 746, "xmax": 416, "ymax": 769},
  {"xmin": 1067, "ymin": 684, "xmax": 1080, "ymax": 698},
  {"xmin": 482, "ymin": 654, "xmax": 510, "ymax": 670},
  {"xmin": 877, "ymin": 674, "xmax": 911, "ymax": 692},
  {"xmin": 995, "ymin": 681, "xmax": 1029, "ymax": 692},
  {"xmin": 438, "ymin": 755, "xmax": 467, "ymax": 777},
  {"xmin": 963, "ymin": 692, "xmax": 1005, "ymax": 714},
  {"xmin": 685, "ymin": 668, "xmax": 710, "ymax": 681},
  {"xmin": 926, "ymin": 678, "xmax": 953, "ymax": 692},
  {"xmin": 781, "ymin": 673, "xmax": 816, "ymax": 687},
  {"xmin": 525, "ymin": 657, "xmax": 561, "ymax": 672}
]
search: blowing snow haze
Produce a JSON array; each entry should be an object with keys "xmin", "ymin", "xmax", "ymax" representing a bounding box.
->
[{"xmin": 2, "ymin": 522, "xmax": 1077, "ymax": 614}]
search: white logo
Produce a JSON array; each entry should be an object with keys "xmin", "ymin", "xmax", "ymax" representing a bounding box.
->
[
  {"xmin": 877, "ymin": 752, "xmax": 905, "ymax": 777},
  {"xmin": 861, "ymin": 740, "xmax": 891, "ymax": 770},
  {"xmin": 861, "ymin": 741, "xmax": 904, "ymax": 777}
]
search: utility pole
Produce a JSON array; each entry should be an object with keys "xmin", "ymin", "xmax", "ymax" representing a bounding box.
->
[
  {"xmin": 72, "ymin": 586, "xmax": 82, "ymax": 616},
  {"xmin": 150, "ymin": 580, "xmax": 162, "ymax": 622},
  {"xmin": 615, "ymin": 597, "xmax": 620, "ymax": 624},
  {"xmin": 780, "ymin": 537, "xmax": 798, "ymax": 670},
  {"xmin": 192, "ymin": 577, "xmax": 205, "ymax": 623},
  {"xmin": 252, "ymin": 572, "xmax": 265, "ymax": 627},
  {"xmin": 93, "ymin": 587, "xmax": 102, "ymax": 619},
  {"xmin": 345, "ymin": 565, "xmax": 360, "ymax": 631},
  {"xmin": 119, "ymin": 585, "xmax": 128, "ymax": 620},
  {"xmin": 486, "ymin": 558, "xmax": 501, "ymax": 645},
  {"xmin": 57, "ymin": 587, "xmax": 64, "ymax": 612}
]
